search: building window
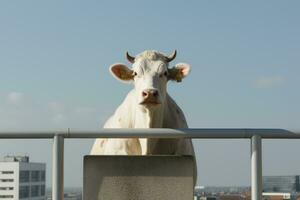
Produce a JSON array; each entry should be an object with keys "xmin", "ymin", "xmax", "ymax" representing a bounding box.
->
[
  {"xmin": 41, "ymin": 185, "xmax": 45, "ymax": 196},
  {"xmin": 0, "ymin": 187, "xmax": 13, "ymax": 190},
  {"xmin": 0, "ymin": 179, "xmax": 13, "ymax": 182},
  {"xmin": 0, "ymin": 195, "xmax": 14, "ymax": 198},
  {"xmin": 41, "ymin": 171, "xmax": 45, "ymax": 182},
  {"xmin": 1, "ymin": 171, "xmax": 14, "ymax": 174},
  {"xmin": 31, "ymin": 171, "xmax": 40, "ymax": 182},
  {"xmin": 19, "ymin": 186, "xmax": 30, "ymax": 199},
  {"xmin": 31, "ymin": 185, "xmax": 40, "ymax": 197},
  {"xmin": 20, "ymin": 171, "xmax": 30, "ymax": 182}
]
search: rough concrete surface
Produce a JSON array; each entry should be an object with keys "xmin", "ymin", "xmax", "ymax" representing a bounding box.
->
[{"xmin": 83, "ymin": 155, "xmax": 194, "ymax": 200}]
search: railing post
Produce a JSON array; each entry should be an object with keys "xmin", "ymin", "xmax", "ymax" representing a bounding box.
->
[
  {"xmin": 52, "ymin": 134, "xmax": 64, "ymax": 200},
  {"xmin": 251, "ymin": 135, "xmax": 262, "ymax": 200}
]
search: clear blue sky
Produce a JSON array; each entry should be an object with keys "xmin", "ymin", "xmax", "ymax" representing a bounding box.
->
[{"xmin": 0, "ymin": 1, "xmax": 299, "ymax": 187}]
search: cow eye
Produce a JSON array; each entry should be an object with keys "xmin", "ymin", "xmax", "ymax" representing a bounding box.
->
[
  {"xmin": 133, "ymin": 72, "xmax": 137, "ymax": 76},
  {"xmin": 164, "ymin": 71, "xmax": 168, "ymax": 76}
]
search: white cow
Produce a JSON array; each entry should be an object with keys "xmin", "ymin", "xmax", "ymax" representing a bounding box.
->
[{"xmin": 90, "ymin": 50, "xmax": 196, "ymax": 181}]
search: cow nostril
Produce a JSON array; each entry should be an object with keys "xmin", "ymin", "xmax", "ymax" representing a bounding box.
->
[
  {"xmin": 142, "ymin": 90, "xmax": 159, "ymax": 99},
  {"xmin": 142, "ymin": 91, "xmax": 148, "ymax": 97}
]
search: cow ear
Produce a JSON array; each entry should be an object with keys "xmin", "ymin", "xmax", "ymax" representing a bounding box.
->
[
  {"xmin": 110, "ymin": 63, "xmax": 134, "ymax": 83},
  {"xmin": 168, "ymin": 63, "xmax": 191, "ymax": 82}
]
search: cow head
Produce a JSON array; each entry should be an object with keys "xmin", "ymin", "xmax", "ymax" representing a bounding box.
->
[{"xmin": 110, "ymin": 50, "xmax": 190, "ymax": 108}]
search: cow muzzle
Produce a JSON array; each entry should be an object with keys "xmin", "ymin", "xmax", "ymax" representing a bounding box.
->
[{"xmin": 139, "ymin": 89, "xmax": 161, "ymax": 105}]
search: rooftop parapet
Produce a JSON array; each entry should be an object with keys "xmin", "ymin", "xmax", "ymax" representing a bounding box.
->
[{"xmin": 2, "ymin": 155, "xmax": 29, "ymax": 162}]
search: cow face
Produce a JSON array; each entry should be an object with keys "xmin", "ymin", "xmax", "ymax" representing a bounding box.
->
[{"xmin": 110, "ymin": 50, "xmax": 190, "ymax": 107}]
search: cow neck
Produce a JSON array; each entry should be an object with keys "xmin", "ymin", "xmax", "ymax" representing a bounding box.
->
[{"xmin": 134, "ymin": 103, "xmax": 165, "ymax": 128}]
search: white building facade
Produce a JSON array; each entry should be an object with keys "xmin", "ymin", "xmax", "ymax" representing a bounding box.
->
[{"xmin": 0, "ymin": 156, "xmax": 46, "ymax": 200}]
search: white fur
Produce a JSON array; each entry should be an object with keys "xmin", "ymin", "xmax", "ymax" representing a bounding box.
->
[
  {"xmin": 90, "ymin": 50, "xmax": 197, "ymax": 182},
  {"xmin": 90, "ymin": 90, "xmax": 194, "ymax": 155}
]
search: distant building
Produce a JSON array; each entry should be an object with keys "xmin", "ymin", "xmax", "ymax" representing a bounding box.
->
[
  {"xmin": 219, "ymin": 195, "xmax": 245, "ymax": 200},
  {"xmin": 262, "ymin": 192, "xmax": 291, "ymax": 200},
  {"xmin": 263, "ymin": 175, "xmax": 300, "ymax": 193},
  {"xmin": 198, "ymin": 197, "xmax": 218, "ymax": 200},
  {"xmin": 0, "ymin": 156, "xmax": 46, "ymax": 200}
]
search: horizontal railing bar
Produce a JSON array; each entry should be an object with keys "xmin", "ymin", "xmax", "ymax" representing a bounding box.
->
[
  {"xmin": 0, "ymin": 128, "xmax": 299, "ymax": 139},
  {"xmin": 0, "ymin": 132, "xmax": 58, "ymax": 138}
]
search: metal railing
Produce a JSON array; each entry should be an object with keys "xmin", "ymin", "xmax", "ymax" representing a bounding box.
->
[{"xmin": 1, "ymin": 128, "xmax": 300, "ymax": 200}]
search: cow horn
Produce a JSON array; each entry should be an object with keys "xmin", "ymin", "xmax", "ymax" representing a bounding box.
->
[
  {"xmin": 126, "ymin": 52, "xmax": 135, "ymax": 63},
  {"xmin": 165, "ymin": 50, "xmax": 177, "ymax": 62}
]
